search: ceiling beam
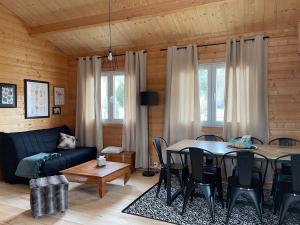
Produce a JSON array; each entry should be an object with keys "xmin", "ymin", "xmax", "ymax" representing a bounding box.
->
[{"xmin": 30, "ymin": 0, "xmax": 224, "ymax": 37}]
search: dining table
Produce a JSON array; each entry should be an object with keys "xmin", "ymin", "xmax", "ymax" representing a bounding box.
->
[{"xmin": 165, "ymin": 139, "xmax": 300, "ymax": 206}]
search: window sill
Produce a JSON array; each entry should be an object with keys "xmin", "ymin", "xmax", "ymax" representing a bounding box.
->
[
  {"xmin": 103, "ymin": 123, "xmax": 123, "ymax": 127},
  {"xmin": 201, "ymin": 125, "xmax": 223, "ymax": 129}
]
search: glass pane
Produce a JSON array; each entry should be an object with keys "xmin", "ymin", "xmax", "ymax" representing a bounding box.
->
[
  {"xmin": 101, "ymin": 76, "xmax": 108, "ymax": 120},
  {"xmin": 199, "ymin": 68, "xmax": 208, "ymax": 122},
  {"xmin": 113, "ymin": 75, "xmax": 125, "ymax": 119},
  {"xmin": 215, "ymin": 66, "xmax": 225, "ymax": 122}
]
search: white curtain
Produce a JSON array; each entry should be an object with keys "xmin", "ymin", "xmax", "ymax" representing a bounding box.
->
[
  {"xmin": 76, "ymin": 56, "xmax": 103, "ymax": 151},
  {"xmin": 163, "ymin": 45, "xmax": 201, "ymax": 145},
  {"xmin": 122, "ymin": 51, "xmax": 148, "ymax": 168},
  {"xmin": 223, "ymin": 36, "xmax": 269, "ymax": 143}
]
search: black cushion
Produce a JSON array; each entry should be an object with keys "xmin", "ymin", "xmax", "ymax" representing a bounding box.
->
[{"xmin": 40, "ymin": 147, "xmax": 97, "ymax": 177}]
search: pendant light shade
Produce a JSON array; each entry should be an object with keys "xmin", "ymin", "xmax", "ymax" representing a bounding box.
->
[{"xmin": 108, "ymin": 49, "xmax": 113, "ymax": 61}]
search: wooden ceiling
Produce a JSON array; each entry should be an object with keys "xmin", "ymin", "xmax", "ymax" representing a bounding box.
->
[{"xmin": 0, "ymin": 0, "xmax": 298, "ymax": 55}]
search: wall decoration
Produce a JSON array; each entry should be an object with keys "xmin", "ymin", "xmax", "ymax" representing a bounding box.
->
[
  {"xmin": 52, "ymin": 106, "xmax": 61, "ymax": 115},
  {"xmin": 0, "ymin": 83, "xmax": 17, "ymax": 108},
  {"xmin": 24, "ymin": 79, "xmax": 49, "ymax": 119},
  {"xmin": 54, "ymin": 87, "xmax": 65, "ymax": 106}
]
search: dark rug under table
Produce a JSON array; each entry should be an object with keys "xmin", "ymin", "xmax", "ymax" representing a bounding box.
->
[{"xmin": 122, "ymin": 182, "xmax": 300, "ymax": 225}]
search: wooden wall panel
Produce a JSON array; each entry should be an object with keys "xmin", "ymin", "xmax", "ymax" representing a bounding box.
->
[
  {"xmin": 0, "ymin": 5, "xmax": 75, "ymax": 132},
  {"xmin": 68, "ymin": 27, "xmax": 300, "ymax": 166}
]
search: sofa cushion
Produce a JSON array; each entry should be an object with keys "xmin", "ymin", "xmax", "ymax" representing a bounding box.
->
[{"xmin": 39, "ymin": 147, "xmax": 97, "ymax": 177}]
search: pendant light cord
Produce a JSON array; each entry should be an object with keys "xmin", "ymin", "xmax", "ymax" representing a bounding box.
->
[{"xmin": 108, "ymin": 0, "xmax": 112, "ymax": 50}]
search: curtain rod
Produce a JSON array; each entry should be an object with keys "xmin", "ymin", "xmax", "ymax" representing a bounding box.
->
[
  {"xmin": 160, "ymin": 36, "xmax": 270, "ymax": 51},
  {"xmin": 77, "ymin": 50, "xmax": 147, "ymax": 60}
]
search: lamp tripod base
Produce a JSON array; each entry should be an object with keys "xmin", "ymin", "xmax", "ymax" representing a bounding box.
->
[{"xmin": 142, "ymin": 170, "xmax": 156, "ymax": 177}]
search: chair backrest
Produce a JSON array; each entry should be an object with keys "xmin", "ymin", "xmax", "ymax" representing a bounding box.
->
[
  {"xmin": 291, "ymin": 154, "xmax": 300, "ymax": 193},
  {"xmin": 153, "ymin": 136, "xmax": 167, "ymax": 167},
  {"xmin": 179, "ymin": 147, "xmax": 216, "ymax": 183},
  {"xmin": 223, "ymin": 150, "xmax": 269, "ymax": 187},
  {"xmin": 196, "ymin": 135, "xmax": 224, "ymax": 142},
  {"xmin": 269, "ymin": 138, "xmax": 300, "ymax": 147},
  {"xmin": 237, "ymin": 151, "xmax": 254, "ymax": 186},
  {"xmin": 234, "ymin": 136, "xmax": 264, "ymax": 145}
]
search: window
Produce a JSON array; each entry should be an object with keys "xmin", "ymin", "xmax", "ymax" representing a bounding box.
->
[
  {"xmin": 198, "ymin": 63, "xmax": 225, "ymax": 126},
  {"xmin": 101, "ymin": 71, "xmax": 125, "ymax": 123}
]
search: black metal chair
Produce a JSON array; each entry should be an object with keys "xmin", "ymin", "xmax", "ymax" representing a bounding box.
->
[
  {"xmin": 277, "ymin": 154, "xmax": 300, "ymax": 225},
  {"xmin": 273, "ymin": 154, "xmax": 292, "ymax": 214},
  {"xmin": 222, "ymin": 150, "xmax": 269, "ymax": 225},
  {"xmin": 269, "ymin": 138, "xmax": 300, "ymax": 147},
  {"xmin": 196, "ymin": 135, "xmax": 225, "ymax": 142},
  {"xmin": 196, "ymin": 135, "xmax": 224, "ymax": 166},
  {"xmin": 195, "ymin": 134, "xmax": 225, "ymax": 207},
  {"xmin": 233, "ymin": 136, "xmax": 264, "ymax": 145},
  {"xmin": 232, "ymin": 136, "xmax": 264, "ymax": 183},
  {"xmin": 179, "ymin": 147, "xmax": 222, "ymax": 223},
  {"xmin": 153, "ymin": 136, "xmax": 188, "ymax": 198},
  {"xmin": 269, "ymin": 138, "xmax": 300, "ymax": 197}
]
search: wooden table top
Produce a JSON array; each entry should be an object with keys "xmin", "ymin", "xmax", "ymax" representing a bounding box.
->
[
  {"xmin": 166, "ymin": 139, "xmax": 300, "ymax": 160},
  {"xmin": 61, "ymin": 160, "xmax": 131, "ymax": 178}
]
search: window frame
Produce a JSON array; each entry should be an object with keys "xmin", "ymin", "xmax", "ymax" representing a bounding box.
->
[
  {"xmin": 199, "ymin": 62, "xmax": 225, "ymax": 127},
  {"xmin": 101, "ymin": 71, "xmax": 125, "ymax": 124}
]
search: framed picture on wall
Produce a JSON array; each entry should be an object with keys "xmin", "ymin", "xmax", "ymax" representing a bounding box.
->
[
  {"xmin": 54, "ymin": 87, "xmax": 65, "ymax": 106},
  {"xmin": 24, "ymin": 79, "xmax": 50, "ymax": 119},
  {"xmin": 0, "ymin": 83, "xmax": 17, "ymax": 108},
  {"xmin": 52, "ymin": 106, "xmax": 61, "ymax": 115}
]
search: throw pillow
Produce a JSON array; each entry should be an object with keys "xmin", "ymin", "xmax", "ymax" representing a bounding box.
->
[
  {"xmin": 101, "ymin": 146, "xmax": 124, "ymax": 154},
  {"xmin": 57, "ymin": 133, "xmax": 76, "ymax": 149}
]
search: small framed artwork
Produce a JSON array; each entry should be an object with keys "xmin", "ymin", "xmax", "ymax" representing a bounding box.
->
[
  {"xmin": 52, "ymin": 106, "xmax": 61, "ymax": 115},
  {"xmin": 0, "ymin": 83, "xmax": 17, "ymax": 108},
  {"xmin": 24, "ymin": 79, "xmax": 50, "ymax": 119},
  {"xmin": 54, "ymin": 87, "xmax": 65, "ymax": 106}
]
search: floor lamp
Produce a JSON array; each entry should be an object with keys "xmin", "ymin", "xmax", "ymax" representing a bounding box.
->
[{"xmin": 140, "ymin": 91, "xmax": 158, "ymax": 177}]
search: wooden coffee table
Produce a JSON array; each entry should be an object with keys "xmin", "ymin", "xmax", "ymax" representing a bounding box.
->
[{"xmin": 61, "ymin": 160, "xmax": 131, "ymax": 198}]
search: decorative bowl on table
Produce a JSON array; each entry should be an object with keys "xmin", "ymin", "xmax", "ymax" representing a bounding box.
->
[
  {"xmin": 228, "ymin": 135, "xmax": 258, "ymax": 150},
  {"xmin": 227, "ymin": 144, "xmax": 258, "ymax": 150}
]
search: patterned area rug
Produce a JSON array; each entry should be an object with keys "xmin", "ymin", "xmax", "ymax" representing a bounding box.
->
[{"xmin": 122, "ymin": 181, "xmax": 300, "ymax": 225}]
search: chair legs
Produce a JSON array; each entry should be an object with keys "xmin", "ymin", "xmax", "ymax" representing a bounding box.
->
[
  {"xmin": 201, "ymin": 185, "xmax": 215, "ymax": 223},
  {"xmin": 278, "ymin": 194, "xmax": 300, "ymax": 225},
  {"xmin": 248, "ymin": 190, "xmax": 263, "ymax": 224},
  {"xmin": 181, "ymin": 181, "xmax": 195, "ymax": 215},
  {"xmin": 156, "ymin": 168, "xmax": 186, "ymax": 198},
  {"xmin": 156, "ymin": 169, "xmax": 166, "ymax": 198},
  {"xmin": 226, "ymin": 189, "xmax": 263, "ymax": 225},
  {"xmin": 182, "ymin": 182, "xmax": 215, "ymax": 223},
  {"xmin": 215, "ymin": 169, "xmax": 224, "ymax": 208}
]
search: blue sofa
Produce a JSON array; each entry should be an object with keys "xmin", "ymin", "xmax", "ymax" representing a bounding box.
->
[{"xmin": 0, "ymin": 126, "xmax": 97, "ymax": 184}]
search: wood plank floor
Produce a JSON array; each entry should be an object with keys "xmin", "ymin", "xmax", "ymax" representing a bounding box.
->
[{"xmin": 0, "ymin": 171, "xmax": 170, "ymax": 225}]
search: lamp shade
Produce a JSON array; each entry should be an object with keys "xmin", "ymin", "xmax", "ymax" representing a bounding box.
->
[{"xmin": 140, "ymin": 91, "xmax": 158, "ymax": 106}]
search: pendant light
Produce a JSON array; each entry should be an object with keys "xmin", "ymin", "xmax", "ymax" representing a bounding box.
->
[{"xmin": 107, "ymin": 0, "xmax": 113, "ymax": 61}]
